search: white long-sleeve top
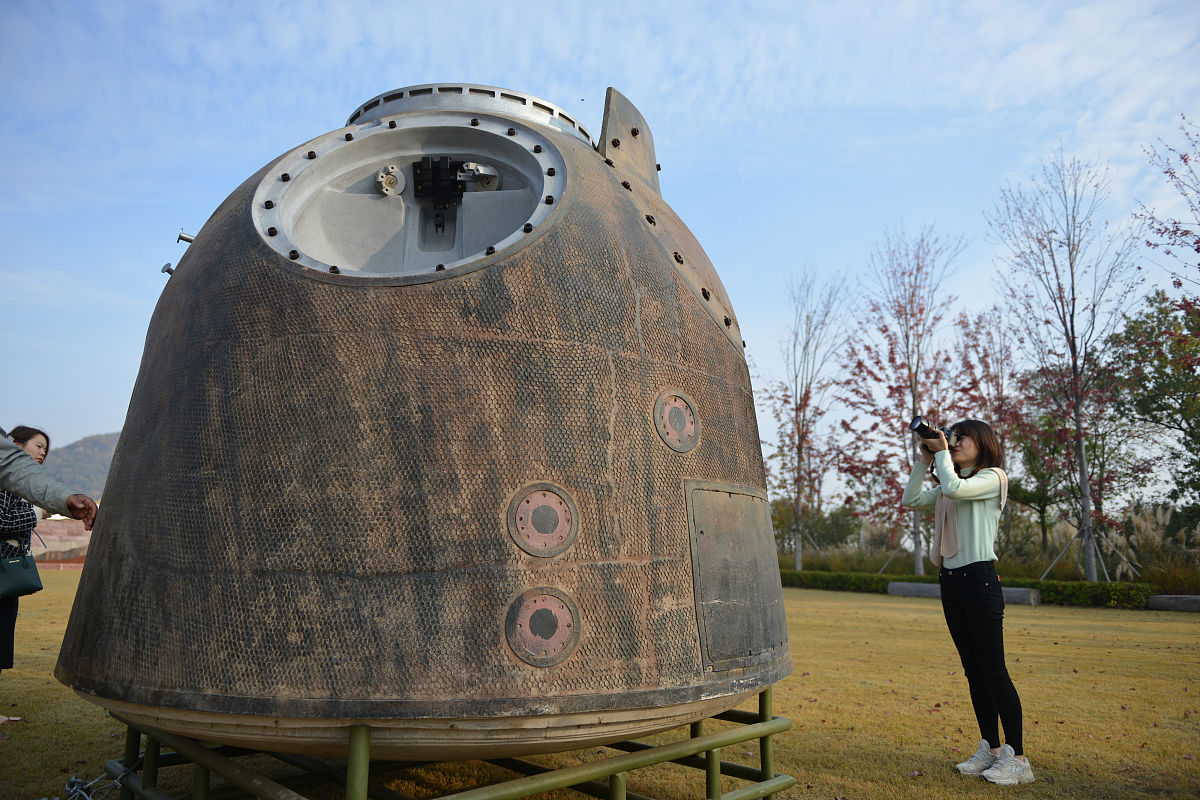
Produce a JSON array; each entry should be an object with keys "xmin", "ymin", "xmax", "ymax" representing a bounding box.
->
[{"xmin": 901, "ymin": 450, "xmax": 1004, "ymax": 569}]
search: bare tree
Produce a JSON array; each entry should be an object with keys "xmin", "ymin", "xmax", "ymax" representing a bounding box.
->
[
  {"xmin": 763, "ymin": 271, "xmax": 846, "ymax": 569},
  {"xmin": 839, "ymin": 225, "xmax": 965, "ymax": 575},
  {"xmin": 988, "ymin": 151, "xmax": 1142, "ymax": 581}
]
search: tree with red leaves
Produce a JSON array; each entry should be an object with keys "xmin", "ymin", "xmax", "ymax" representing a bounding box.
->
[
  {"xmin": 989, "ymin": 151, "xmax": 1142, "ymax": 581},
  {"xmin": 1016, "ymin": 364, "xmax": 1157, "ymax": 574},
  {"xmin": 1006, "ymin": 412, "xmax": 1068, "ymax": 556},
  {"xmin": 837, "ymin": 226, "xmax": 965, "ymax": 575},
  {"xmin": 1109, "ymin": 291, "xmax": 1200, "ymax": 509}
]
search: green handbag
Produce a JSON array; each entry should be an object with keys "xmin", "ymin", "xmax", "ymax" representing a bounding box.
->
[{"xmin": 0, "ymin": 544, "xmax": 42, "ymax": 599}]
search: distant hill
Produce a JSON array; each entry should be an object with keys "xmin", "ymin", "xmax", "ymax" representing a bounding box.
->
[{"xmin": 42, "ymin": 432, "xmax": 120, "ymax": 499}]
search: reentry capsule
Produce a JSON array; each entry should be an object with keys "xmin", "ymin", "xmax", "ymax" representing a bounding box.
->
[{"xmin": 55, "ymin": 84, "xmax": 790, "ymax": 759}]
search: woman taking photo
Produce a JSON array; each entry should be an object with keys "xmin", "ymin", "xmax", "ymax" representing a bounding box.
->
[
  {"xmin": 901, "ymin": 419, "xmax": 1034, "ymax": 785},
  {"xmin": 1, "ymin": 426, "xmax": 51, "ymax": 675}
]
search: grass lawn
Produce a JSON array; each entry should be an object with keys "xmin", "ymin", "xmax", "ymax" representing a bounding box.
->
[{"xmin": 2, "ymin": 575, "xmax": 1198, "ymax": 799}]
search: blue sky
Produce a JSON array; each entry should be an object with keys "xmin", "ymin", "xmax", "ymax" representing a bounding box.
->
[{"xmin": 2, "ymin": 0, "xmax": 1197, "ymax": 448}]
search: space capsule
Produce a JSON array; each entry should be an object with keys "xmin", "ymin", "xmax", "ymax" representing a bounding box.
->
[{"xmin": 55, "ymin": 84, "xmax": 790, "ymax": 759}]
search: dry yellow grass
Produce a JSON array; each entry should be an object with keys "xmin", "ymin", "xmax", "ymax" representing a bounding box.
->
[
  {"xmin": 2, "ymin": 576, "xmax": 1198, "ymax": 799},
  {"xmin": 777, "ymin": 587, "xmax": 1200, "ymax": 799}
]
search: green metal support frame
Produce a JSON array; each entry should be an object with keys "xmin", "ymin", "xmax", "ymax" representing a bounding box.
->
[{"xmin": 103, "ymin": 689, "xmax": 794, "ymax": 800}]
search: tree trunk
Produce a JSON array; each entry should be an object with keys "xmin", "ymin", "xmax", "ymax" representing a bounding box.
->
[
  {"xmin": 911, "ymin": 509, "xmax": 923, "ymax": 575},
  {"xmin": 910, "ymin": 437, "xmax": 924, "ymax": 575},
  {"xmin": 1040, "ymin": 509, "xmax": 1048, "ymax": 556},
  {"xmin": 1073, "ymin": 409, "xmax": 1098, "ymax": 581},
  {"xmin": 793, "ymin": 522, "xmax": 802, "ymax": 571}
]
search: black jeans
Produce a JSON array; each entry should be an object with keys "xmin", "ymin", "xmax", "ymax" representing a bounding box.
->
[
  {"xmin": 0, "ymin": 595, "xmax": 17, "ymax": 669},
  {"xmin": 939, "ymin": 561, "xmax": 1023, "ymax": 755}
]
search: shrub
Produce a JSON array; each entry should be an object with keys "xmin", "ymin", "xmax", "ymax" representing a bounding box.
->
[
  {"xmin": 779, "ymin": 570, "xmax": 891, "ymax": 594},
  {"xmin": 997, "ymin": 576, "xmax": 1156, "ymax": 609},
  {"xmin": 1143, "ymin": 552, "xmax": 1200, "ymax": 595}
]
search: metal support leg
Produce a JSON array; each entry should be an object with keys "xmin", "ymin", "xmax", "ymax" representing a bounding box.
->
[
  {"xmin": 607, "ymin": 771, "xmax": 627, "ymax": 800},
  {"xmin": 690, "ymin": 721, "xmax": 702, "ymax": 739},
  {"xmin": 1041, "ymin": 530, "xmax": 1082, "ymax": 580},
  {"xmin": 144, "ymin": 737, "xmax": 161, "ymax": 789},
  {"xmin": 346, "ymin": 724, "xmax": 371, "ymax": 800},
  {"xmin": 192, "ymin": 763, "xmax": 210, "ymax": 800},
  {"xmin": 759, "ymin": 689, "xmax": 776, "ymax": 799},
  {"xmin": 120, "ymin": 726, "xmax": 141, "ymax": 800},
  {"xmin": 706, "ymin": 746, "xmax": 721, "ymax": 800}
]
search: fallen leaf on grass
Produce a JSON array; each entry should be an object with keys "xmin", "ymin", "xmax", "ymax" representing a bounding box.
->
[
  {"xmin": 1045, "ymin": 776, "xmax": 1056, "ymax": 784},
  {"xmin": 909, "ymin": 770, "xmax": 923, "ymax": 777}
]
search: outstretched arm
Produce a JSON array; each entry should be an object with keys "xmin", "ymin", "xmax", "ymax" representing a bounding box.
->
[
  {"xmin": 901, "ymin": 430, "xmax": 939, "ymax": 511},
  {"xmin": 0, "ymin": 434, "xmax": 85, "ymax": 521},
  {"xmin": 933, "ymin": 451, "xmax": 1001, "ymax": 500}
]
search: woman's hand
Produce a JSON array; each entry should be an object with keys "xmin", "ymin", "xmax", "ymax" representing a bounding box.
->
[
  {"xmin": 66, "ymin": 494, "xmax": 98, "ymax": 531},
  {"xmin": 914, "ymin": 427, "xmax": 947, "ymax": 466}
]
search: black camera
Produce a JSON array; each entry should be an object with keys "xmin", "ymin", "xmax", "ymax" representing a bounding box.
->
[{"xmin": 910, "ymin": 416, "xmax": 959, "ymax": 451}]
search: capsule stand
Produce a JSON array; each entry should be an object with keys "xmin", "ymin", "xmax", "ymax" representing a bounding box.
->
[{"xmin": 600, "ymin": 88, "xmax": 659, "ymax": 195}]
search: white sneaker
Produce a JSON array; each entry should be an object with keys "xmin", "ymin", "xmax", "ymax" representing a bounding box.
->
[
  {"xmin": 981, "ymin": 744, "xmax": 1035, "ymax": 785},
  {"xmin": 955, "ymin": 739, "xmax": 998, "ymax": 775}
]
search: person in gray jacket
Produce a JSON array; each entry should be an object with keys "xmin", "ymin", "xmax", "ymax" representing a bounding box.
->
[
  {"xmin": 0, "ymin": 426, "xmax": 96, "ymax": 529},
  {"xmin": 1, "ymin": 425, "xmax": 97, "ymax": 674}
]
